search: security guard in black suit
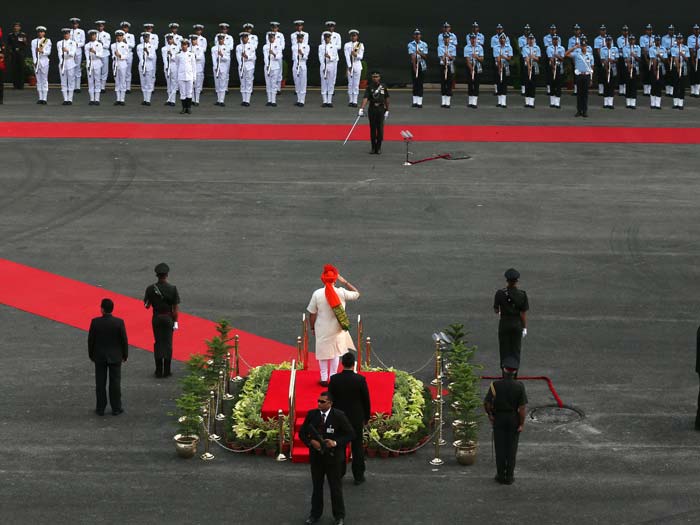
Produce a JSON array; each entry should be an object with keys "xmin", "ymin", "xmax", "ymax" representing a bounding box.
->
[
  {"xmin": 484, "ymin": 356, "xmax": 528, "ymax": 484},
  {"xmin": 493, "ymin": 268, "xmax": 529, "ymax": 369},
  {"xmin": 695, "ymin": 325, "xmax": 700, "ymax": 430},
  {"xmin": 88, "ymin": 298, "xmax": 129, "ymax": 416},
  {"xmin": 329, "ymin": 352, "xmax": 371, "ymax": 484},
  {"xmin": 358, "ymin": 71, "xmax": 390, "ymax": 155},
  {"xmin": 144, "ymin": 262, "xmax": 180, "ymax": 378},
  {"xmin": 7, "ymin": 23, "xmax": 28, "ymax": 89},
  {"xmin": 299, "ymin": 391, "xmax": 355, "ymax": 525}
]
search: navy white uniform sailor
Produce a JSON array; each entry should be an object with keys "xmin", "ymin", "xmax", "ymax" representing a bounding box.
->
[
  {"xmin": 237, "ymin": 32, "xmax": 256, "ymax": 106},
  {"xmin": 111, "ymin": 30, "xmax": 130, "ymax": 105},
  {"xmin": 438, "ymin": 33, "xmax": 456, "ymax": 108},
  {"xmin": 84, "ymin": 30, "xmax": 104, "ymax": 104},
  {"xmin": 119, "ymin": 22, "xmax": 135, "ymax": 92},
  {"xmin": 670, "ymin": 34, "xmax": 689, "ymax": 109},
  {"xmin": 190, "ymin": 35, "xmax": 206, "ymax": 105},
  {"xmin": 242, "ymin": 23, "xmax": 258, "ymax": 49},
  {"xmin": 292, "ymin": 32, "xmax": 310, "ymax": 106},
  {"xmin": 32, "ymin": 26, "xmax": 52, "ymax": 104},
  {"xmin": 408, "ymin": 29, "xmax": 428, "ymax": 107},
  {"xmin": 137, "ymin": 32, "xmax": 156, "ymax": 105},
  {"xmin": 95, "ymin": 21, "xmax": 111, "ymax": 89},
  {"xmin": 57, "ymin": 28, "xmax": 78, "ymax": 104},
  {"xmin": 218, "ymin": 23, "xmax": 234, "ymax": 50},
  {"xmin": 192, "ymin": 25, "xmax": 208, "ymax": 54},
  {"xmin": 688, "ymin": 25, "xmax": 700, "ymax": 97},
  {"xmin": 168, "ymin": 23, "xmax": 183, "ymax": 47},
  {"xmin": 616, "ymin": 26, "xmax": 631, "ymax": 95},
  {"xmin": 546, "ymin": 36, "xmax": 565, "ymax": 108},
  {"xmin": 264, "ymin": 31, "xmax": 283, "ymax": 106},
  {"xmin": 345, "ymin": 30, "xmax": 364, "ymax": 107},
  {"xmin": 212, "ymin": 34, "xmax": 230, "ymax": 106},
  {"xmin": 649, "ymin": 36, "xmax": 667, "ymax": 109},
  {"xmin": 521, "ymin": 35, "xmax": 540, "ymax": 108},
  {"xmin": 291, "ymin": 20, "xmax": 309, "ymax": 46},
  {"xmin": 269, "ymin": 22, "xmax": 286, "ymax": 93},
  {"xmin": 141, "ymin": 24, "xmax": 159, "ymax": 50},
  {"xmin": 319, "ymin": 31, "xmax": 339, "ymax": 107},
  {"xmin": 162, "ymin": 34, "xmax": 179, "ymax": 106},
  {"xmin": 464, "ymin": 34, "xmax": 484, "ymax": 108},
  {"xmin": 600, "ymin": 36, "xmax": 619, "ymax": 109},
  {"xmin": 175, "ymin": 39, "xmax": 197, "ymax": 113},
  {"xmin": 322, "ymin": 21, "xmax": 342, "ymax": 51},
  {"xmin": 622, "ymin": 35, "xmax": 641, "ymax": 108},
  {"xmin": 69, "ymin": 18, "xmax": 85, "ymax": 91},
  {"xmin": 494, "ymin": 34, "xmax": 513, "ymax": 107}
]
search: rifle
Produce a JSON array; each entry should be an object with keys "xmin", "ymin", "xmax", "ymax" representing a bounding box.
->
[
  {"xmin": 413, "ymin": 43, "xmax": 419, "ymax": 78},
  {"xmin": 215, "ymin": 46, "xmax": 221, "ymax": 78},
  {"xmin": 527, "ymin": 48, "xmax": 533, "ymax": 80},
  {"xmin": 166, "ymin": 48, "xmax": 172, "ymax": 77},
  {"xmin": 443, "ymin": 46, "xmax": 448, "ymax": 81},
  {"xmin": 351, "ymin": 41, "xmax": 360, "ymax": 79},
  {"xmin": 323, "ymin": 44, "xmax": 328, "ymax": 79},
  {"xmin": 112, "ymin": 45, "xmax": 119, "ymax": 78},
  {"xmin": 498, "ymin": 47, "xmax": 503, "ymax": 83},
  {"xmin": 35, "ymin": 37, "xmax": 47, "ymax": 73},
  {"xmin": 267, "ymin": 45, "xmax": 274, "ymax": 76},
  {"xmin": 60, "ymin": 42, "xmax": 67, "ymax": 75},
  {"xmin": 628, "ymin": 49, "xmax": 634, "ymax": 80},
  {"xmin": 87, "ymin": 44, "xmax": 93, "ymax": 78},
  {"xmin": 471, "ymin": 47, "xmax": 477, "ymax": 82},
  {"xmin": 141, "ymin": 44, "xmax": 148, "ymax": 74},
  {"xmin": 296, "ymin": 44, "xmax": 302, "ymax": 75},
  {"xmin": 695, "ymin": 37, "xmax": 699, "ymax": 72},
  {"xmin": 606, "ymin": 48, "xmax": 611, "ymax": 84},
  {"xmin": 307, "ymin": 421, "xmax": 330, "ymax": 456},
  {"xmin": 552, "ymin": 55, "xmax": 558, "ymax": 81},
  {"xmin": 678, "ymin": 46, "xmax": 685, "ymax": 78}
]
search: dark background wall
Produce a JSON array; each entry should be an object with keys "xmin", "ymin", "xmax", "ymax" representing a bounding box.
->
[{"xmin": 2, "ymin": 2, "xmax": 697, "ymax": 86}]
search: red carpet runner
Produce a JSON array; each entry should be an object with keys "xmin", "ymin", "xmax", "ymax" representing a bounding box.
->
[
  {"xmin": 0, "ymin": 258, "xmax": 296, "ymax": 372},
  {"xmin": 1, "ymin": 122, "xmax": 700, "ymax": 143},
  {"xmin": 261, "ymin": 370, "xmax": 395, "ymax": 463}
]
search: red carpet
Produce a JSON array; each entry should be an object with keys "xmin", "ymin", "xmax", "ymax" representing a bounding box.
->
[
  {"xmin": 261, "ymin": 369, "xmax": 395, "ymax": 463},
  {"xmin": 1, "ymin": 121, "xmax": 700, "ymax": 143},
  {"xmin": 0, "ymin": 258, "xmax": 296, "ymax": 372}
]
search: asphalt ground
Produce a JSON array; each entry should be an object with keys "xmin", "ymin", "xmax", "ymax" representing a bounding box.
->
[{"xmin": 1, "ymin": 87, "xmax": 699, "ymax": 524}]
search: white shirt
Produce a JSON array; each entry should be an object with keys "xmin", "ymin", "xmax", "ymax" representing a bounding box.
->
[
  {"xmin": 344, "ymin": 41, "xmax": 364, "ymax": 69},
  {"xmin": 57, "ymin": 39, "xmax": 78, "ymax": 70},
  {"xmin": 97, "ymin": 31, "xmax": 111, "ymax": 57},
  {"xmin": 192, "ymin": 43, "xmax": 206, "ymax": 68},
  {"xmin": 321, "ymin": 31, "xmax": 341, "ymax": 50},
  {"xmin": 70, "ymin": 28, "xmax": 85, "ymax": 48},
  {"xmin": 84, "ymin": 41, "xmax": 103, "ymax": 69},
  {"xmin": 123, "ymin": 32, "xmax": 136, "ymax": 51},
  {"xmin": 137, "ymin": 42, "xmax": 156, "ymax": 72},
  {"xmin": 212, "ymin": 43, "xmax": 231, "ymax": 65},
  {"xmin": 271, "ymin": 31, "xmax": 285, "ymax": 51},
  {"xmin": 195, "ymin": 35, "xmax": 208, "ymax": 51},
  {"xmin": 290, "ymin": 31, "xmax": 309, "ymax": 45},
  {"xmin": 140, "ymin": 32, "xmax": 159, "ymax": 49},
  {"xmin": 263, "ymin": 42, "xmax": 282, "ymax": 70},
  {"xmin": 162, "ymin": 43, "xmax": 178, "ymax": 72},
  {"xmin": 222, "ymin": 33, "xmax": 234, "ymax": 51},
  {"xmin": 175, "ymin": 50, "xmax": 197, "ymax": 81},
  {"xmin": 306, "ymin": 287, "xmax": 359, "ymax": 359},
  {"xmin": 292, "ymin": 42, "xmax": 310, "ymax": 64},
  {"xmin": 236, "ymin": 42, "xmax": 256, "ymax": 70},
  {"xmin": 111, "ymin": 42, "xmax": 130, "ymax": 67},
  {"xmin": 319, "ymin": 42, "xmax": 339, "ymax": 64}
]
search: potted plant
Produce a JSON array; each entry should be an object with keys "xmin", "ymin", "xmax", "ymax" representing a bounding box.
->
[
  {"xmin": 24, "ymin": 58, "xmax": 36, "ymax": 86},
  {"xmin": 174, "ymin": 392, "xmax": 203, "ymax": 458},
  {"xmin": 359, "ymin": 61, "xmax": 368, "ymax": 89},
  {"xmin": 445, "ymin": 324, "xmax": 482, "ymax": 465}
]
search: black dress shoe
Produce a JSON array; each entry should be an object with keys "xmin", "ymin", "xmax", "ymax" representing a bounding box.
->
[
  {"xmin": 193, "ymin": 102, "xmax": 199, "ymax": 106},
  {"xmin": 101, "ymin": 89, "xmax": 106, "ymax": 94},
  {"xmin": 304, "ymin": 517, "xmax": 320, "ymax": 524},
  {"xmin": 75, "ymin": 88, "xmax": 81, "ymax": 93},
  {"xmin": 114, "ymin": 101, "xmax": 121, "ymax": 106},
  {"xmin": 37, "ymin": 100, "xmax": 43, "ymax": 104},
  {"xmin": 112, "ymin": 408, "xmax": 124, "ymax": 416},
  {"xmin": 582, "ymin": 112, "xmax": 588, "ymax": 118},
  {"xmin": 95, "ymin": 409, "xmax": 105, "ymax": 416},
  {"xmin": 411, "ymin": 103, "xmax": 418, "ymax": 107},
  {"xmin": 271, "ymin": 102, "xmax": 277, "ymax": 107},
  {"xmin": 126, "ymin": 90, "xmax": 131, "ymax": 94},
  {"xmin": 335, "ymin": 519, "xmax": 345, "ymax": 525},
  {"xmin": 320, "ymin": 380, "xmax": 329, "ymax": 387},
  {"xmin": 327, "ymin": 103, "xmax": 333, "ymax": 107},
  {"xmin": 353, "ymin": 477, "xmax": 366, "ymax": 485}
]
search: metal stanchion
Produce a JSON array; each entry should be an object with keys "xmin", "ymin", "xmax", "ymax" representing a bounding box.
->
[
  {"xmin": 276, "ymin": 408, "xmax": 287, "ymax": 462},
  {"xmin": 430, "ymin": 339, "xmax": 441, "ymax": 386},
  {"xmin": 216, "ymin": 372, "xmax": 226, "ymax": 421},
  {"xmin": 365, "ymin": 337, "xmax": 372, "ymax": 368},
  {"xmin": 430, "ymin": 355, "xmax": 445, "ymax": 465},
  {"xmin": 297, "ymin": 336, "xmax": 302, "ymax": 364},
  {"xmin": 232, "ymin": 335, "xmax": 243, "ymax": 382},
  {"xmin": 357, "ymin": 315, "xmax": 363, "ymax": 372},
  {"xmin": 200, "ymin": 405, "xmax": 215, "ymax": 461},
  {"xmin": 436, "ymin": 358, "xmax": 446, "ymax": 445},
  {"xmin": 208, "ymin": 391, "xmax": 221, "ymax": 441},
  {"xmin": 223, "ymin": 352, "xmax": 234, "ymax": 400},
  {"xmin": 429, "ymin": 412, "xmax": 443, "ymax": 466},
  {"xmin": 302, "ymin": 313, "xmax": 309, "ymax": 370}
]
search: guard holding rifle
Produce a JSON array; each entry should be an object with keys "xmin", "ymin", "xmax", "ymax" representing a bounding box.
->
[
  {"xmin": 688, "ymin": 25, "xmax": 700, "ymax": 98},
  {"xmin": 438, "ymin": 33, "xmax": 456, "ymax": 108},
  {"xmin": 600, "ymin": 36, "xmax": 619, "ymax": 109},
  {"xmin": 359, "ymin": 71, "xmax": 390, "ymax": 155},
  {"xmin": 565, "ymin": 36, "xmax": 594, "ymax": 117},
  {"xmin": 622, "ymin": 34, "xmax": 641, "ymax": 109},
  {"xmin": 407, "ymin": 29, "xmax": 428, "ymax": 108},
  {"xmin": 494, "ymin": 34, "xmax": 513, "ymax": 108},
  {"xmin": 144, "ymin": 263, "xmax": 180, "ymax": 378},
  {"xmin": 521, "ymin": 34, "xmax": 540, "ymax": 108},
  {"xmin": 671, "ymin": 33, "xmax": 689, "ymax": 109},
  {"xmin": 649, "ymin": 35, "xmax": 666, "ymax": 109},
  {"xmin": 546, "ymin": 35, "xmax": 565, "ymax": 108},
  {"xmin": 464, "ymin": 33, "xmax": 484, "ymax": 108}
]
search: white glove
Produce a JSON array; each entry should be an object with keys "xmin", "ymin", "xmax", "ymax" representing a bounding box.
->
[
  {"xmin": 522, "ymin": 328, "xmax": 527, "ymax": 338},
  {"xmin": 173, "ymin": 322, "xmax": 179, "ymax": 331},
  {"xmin": 384, "ymin": 111, "xmax": 389, "ymax": 119},
  {"xmin": 358, "ymin": 108, "xmax": 364, "ymax": 117}
]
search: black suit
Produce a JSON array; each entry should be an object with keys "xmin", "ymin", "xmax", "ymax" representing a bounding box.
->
[
  {"xmin": 329, "ymin": 369, "xmax": 371, "ymax": 480},
  {"xmin": 88, "ymin": 314, "xmax": 128, "ymax": 413},
  {"xmin": 695, "ymin": 326, "xmax": 700, "ymax": 429},
  {"xmin": 299, "ymin": 407, "xmax": 355, "ymax": 521}
]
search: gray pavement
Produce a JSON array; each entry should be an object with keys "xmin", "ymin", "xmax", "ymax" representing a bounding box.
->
[{"xmin": 1, "ymin": 89, "xmax": 699, "ymax": 524}]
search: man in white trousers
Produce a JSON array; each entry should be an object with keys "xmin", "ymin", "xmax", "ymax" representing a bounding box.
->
[
  {"xmin": 32, "ymin": 27, "xmax": 51, "ymax": 104},
  {"xmin": 120, "ymin": 22, "xmax": 135, "ymax": 93},
  {"xmin": 111, "ymin": 30, "xmax": 130, "ymax": 105},
  {"xmin": 57, "ymin": 28, "xmax": 78, "ymax": 105},
  {"xmin": 190, "ymin": 34, "xmax": 205, "ymax": 105},
  {"xmin": 319, "ymin": 31, "xmax": 339, "ymax": 107},
  {"xmin": 95, "ymin": 21, "xmax": 110, "ymax": 92},
  {"xmin": 344, "ymin": 29, "xmax": 364, "ymax": 107},
  {"xmin": 212, "ymin": 33, "xmax": 231, "ymax": 106},
  {"xmin": 162, "ymin": 34, "xmax": 179, "ymax": 106},
  {"xmin": 69, "ymin": 18, "xmax": 85, "ymax": 92},
  {"xmin": 292, "ymin": 31, "xmax": 310, "ymax": 106},
  {"xmin": 175, "ymin": 39, "xmax": 196, "ymax": 114},
  {"xmin": 236, "ymin": 32, "xmax": 256, "ymax": 106},
  {"xmin": 263, "ymin": 31, "xmax": 282, "ymax": 106},
  {"xmin": 307, "ymin": 265, "xmax": 360, "ymax": 386},
  {"xmin": 137, "ymin": 32, "xmax": 156, "ymax": 105},
  {"xmin": 84, "ymin": 30, "xmax": 103, "ymax": 105}
]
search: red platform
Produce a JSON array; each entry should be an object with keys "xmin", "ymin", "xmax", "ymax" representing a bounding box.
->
[{"xmin": 261, "ymin": 369, "xmax": 395, "ymax": 463}]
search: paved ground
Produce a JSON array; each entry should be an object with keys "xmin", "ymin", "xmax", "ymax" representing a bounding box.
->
[{"xmin": 1, "ymin": 88, "xmax": 699, "ymax": 524}]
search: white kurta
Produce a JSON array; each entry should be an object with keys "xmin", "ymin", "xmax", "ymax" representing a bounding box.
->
[{"xmin": 306, "ymin": 287, "xmax": 359, "ymax": 359}]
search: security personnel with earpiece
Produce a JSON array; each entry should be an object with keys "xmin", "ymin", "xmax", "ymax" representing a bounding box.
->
[
  {"xmin": 358, "ymin": 71, "xmax": 390, "ymax": 155},
  {"xmin": 493, "ymin": 268, "xmax": 529, "ymax": 369},
  {"xmin": 144, "ymin": 263, "xmax": 180, "ymax": 378}
]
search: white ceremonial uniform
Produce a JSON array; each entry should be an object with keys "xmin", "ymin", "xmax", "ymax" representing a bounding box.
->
[
  {"xmin": 321, "ymin": 31, "xmax": 341, "ymax": 51},
  {"xmin": 123, "ymin": 32, "xmax": 136, "ymax": 91},
  {"xmin": 140, "ymin": 32, "xmax": 159, "ymax": 49},
  {"xmin": 271, "ymin": 32, "xmax": 286, "ymax": 91},
  {"xmin": 32, "ymin": 37, "xmax": 52, "ymax": 101},
  {"xmin": 212, "ymin": 43, "xmax": 231, "ymax": 103},
  {"xmin": 166, "ymin": 33, "xmax": 183, "ymax": 47},
  {"xmin": 111, "ymin": 41, "xmax": 130, "ymax": 102},
  {"xmin": 222, "ymin": 33, "xmax": 234, "ymax": 51},
  {"xmin": 137, "ymin": 42, "xmax": 157, "ymax": 102},
  {"xmin": 244, "ymin": 33, "xmax": 259, "ymax": 49},
  {"xmin": 292, "ymin": 42, "xmax": 310, "ymax": 104},
  {"xmin": 344, "ymin": 41, "xmax": 365, "ymax": 104},
  {"xmin": 263, "ymin": 41, "xmax": 283, "ymax": 103},
  {"xmin": 290, "ymin": 31, "xmax": 309, "ymax": 45},
  {"xmin": 192, "ymin": 42, "xmax": 206, "ymax": 103},
  {"xmin": 236, "ymin": 42, "xmax": 256, "ymax": 104},
  {"xmin": 69, "ymin": 28, "xmax": 85, "ymax": 88},
  {"xmin": 306, "ymin": 287, "xmax": 358, "ymax": 382},
  {"xmin": 57, "ymin": 39, "xmax": 78, "ymax": 101},
  {"xmin": 319, "ymin": 42, "xmax": 339, "ymax": 103},
  {"xmin": 162, "ymin": 43, "xmax": 179, "ymax": 103},
  {"xmin": 84, "ymin": 40, "xmax": 104, "ymax": 101},
  {"xmin": 175, "ymin": 50, "xmax": 197, "ymax": 100},
  {"xmin": 97, "ymin": 31, "xmax": 111, "ymax": 85},
  {"xmin": 195, "ymin": 35, "xmax": 208, "ymax": 52}
]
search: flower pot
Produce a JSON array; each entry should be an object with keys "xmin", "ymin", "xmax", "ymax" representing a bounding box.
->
[
  {"xmin": 379, "ymin": 449, "xmax": 390, "ymax": 459},
  {"xmin": 28, "ymin": 76, "xmax": 36, "ymax": 86},
  {"xmin": 359, "ymin": 79, "xmax": 368, "ymax": 89},
  {"xmin": 282, "ymin": 443, "xmax": 290, "ymax": 454},
  {"xmin": 366, "ymin": 447, "xmax": 378, "ymax": 458},
  {"xmin": 390, "ymin": 451, "xmax": 400, "ymax": 458},
  {"xmin": 254, "ymin": 447, "xmax": 265, "ymax": 456},
  {"xmin": 173, "ymin": 434, "xmax": 200, "ymax": 459},
  {"xmin": 453, "ymin": 440, "xmax": 478, "ymax": 466}
]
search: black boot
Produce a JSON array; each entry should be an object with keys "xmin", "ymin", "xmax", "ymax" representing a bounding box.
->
[
  {"xmin": 180, "ymin": 100, "xmax": 187, "ymax": 114},
  {"xmin": 154, "ymin": 358, "xmax": 163, "ymax": 378},
  {"xmin": 185, "ymin": 98, "xmax": 192, "ymax": 114},
  {"xmin": 376, "ymin": 142, "xmax": 382, "ymax": 155},
  {"xmin": 164, "ymin": 359, "xmax": 172, "ymax": 377}
]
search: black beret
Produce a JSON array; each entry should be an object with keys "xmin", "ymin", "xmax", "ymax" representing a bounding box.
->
[
  {"xmin": 504, "ymin": 268, "xmax": 520, "ymax": 281},
  {"xmin": 502, "ymin": 356, "xmax": 520, "ymax": 370},
  {"xmin": 154, "ymin": 263, "xmax": 170, "ymax": 274}
]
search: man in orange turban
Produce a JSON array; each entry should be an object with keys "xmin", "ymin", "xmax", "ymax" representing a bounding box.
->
[{"xmin": 306, "ymin": 265, "xmax": 361, "ymax": 386}]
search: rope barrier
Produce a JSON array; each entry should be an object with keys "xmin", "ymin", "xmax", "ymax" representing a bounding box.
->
[
  {"xmin": 370, "ymin": 347, "xmax": 435, "ymax": 376},
  {"xmin": 200, "ymin": 419, "xmax": 269, "ymax": 454},
  {"xmin": 367, "ymin": 426, "xmax": 441, "ymax": 454}
]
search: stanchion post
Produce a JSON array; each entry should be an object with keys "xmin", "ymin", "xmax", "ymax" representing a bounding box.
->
[
  {"xmin": 302, "ymin": 313, "xmax": 309, "ymax": 370},
  {"xmin": 357, "ymin": 314, "xmax": 363, "ymax": 372},
  {"xmin": 208, "ymin": 391, "xmax": 221, "ymax": 441},
  {"xmin": 365, "ymin": 337, "xmax": 372, "ymax": 368},
  {"xmin": 297, "ymin": 336, "xmax": 302, "ymax": 364},
  {"xmin": 436, "ymin": 358, "xmax": 446, "ymax": 445},
  {"xmin": 200, "ymin": 406, "xmax": 215, "ymax": 461},
  {"xmin": 430, "ymin": 339, "xmax": 441, "ymax": 386},
  {"xmin": 216, "ymin": 371, "xmax": 226, "ymax": 421},
  {"xmin": 276, "ymin": 408, "xmax": 287, "ymax": 462},
  {"xmin": 232, "ymin": 335, "xmax": 243, "ymax": 382},
  {"xmin": 429, "ymin": 411, "xmax": 443, "ymax": 466},
  {"xmin": 224, "ymin": 352, "xmax": 232, "ymax": 396}
]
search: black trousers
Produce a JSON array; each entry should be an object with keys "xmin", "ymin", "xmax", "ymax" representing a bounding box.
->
[
  {"xmin": 498, "ymin": 322, "xmax": 522, "ymax": 368},
  {"xmin": 11, "ymin": 52, "xmax": 24, "ymax": 89},
  {"xmin": 495, "ymin": 72, "xmax": 508, "ymax": 95},
  {"xmin": 95, "ymin": 362, "xmax": 122, "ymax": 412},
  {"xmin": 467, "ymin": 71, "xmax": 480, "ymax": 96},
  {"xmin": 310, "ymin": 454, "xmax": 345, "ymax": 519},
  {"xmin": 342, "ymin": 422, "xmax": 365, "ymax": 480},
  {"xmin": 617, "ymin": 57, "xmax": 627, "ymax": 89},
  {"xmin": 368, "ymin": 107, "xmax": 384, "ymax": 151},
  {"xmin": 152, "ymin": 314, "xmax": 174, "ymax": 359},
  {"xmin": 411, "ymin": 66, "xmax": 424, "ymax": 96},
  {"xmin": 696, "ymin": 374, "xmax": 700, "ymax": 428},
  {"xmin": 673, "ymin": 73, "xmax": 686, "ymax": 99},
  {"xmin": 494, "ymin": 413, "xmax": 520, "ymax": 481},
  {"xmin": 575, "ymin": 74, "xmax": 590, "ymax": 113},
  {"xmin": 548, "ymin": 68, "xmax": 562, "ymax": 97},
  {"xmin": 690, "ymin": 62, "xmax": 700, "ymax": 85},
  {"xmin": 641, "ymin": 57, "xmax": 651, "ymax": 84},
  {"xmin": 626, "ymin": 69, "xmax": 638, "ymax": 99},
  {"xmin": 440, "ymin": 68, "xmax": 453, "ymax": 96},
  {"xmin": 651, "ymin": 71, "xmax": 664, "ymax": 96},
  {"xmin": 0, "ymin": 69, "xmax": 4, "ymax": 103},
  {"xmin": 603, "ymin": 70, "xmax": 616, "ymax": 97},
  {"xmin": 524, "ymin": 71, "xmax": 537, "ymax": 97}
]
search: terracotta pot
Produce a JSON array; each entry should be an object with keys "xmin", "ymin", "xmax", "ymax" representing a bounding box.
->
[
  {"xmin": 379, "ymin": 450, "xmax": 390, "ymax": 459},
  {"xmin": 173, "ymin": 434, "xmax": 199, "ymax": 459},
  {"xmin": 28, "ymin": 76, "xmax": 36, "ymax": 86},
  {"xmin": 453, "ymin": 440, "xmax": 478, "ymax": 466},
  {"xmin": 390, "ymin": 451, "xmax": 400, "ymax": 458},
  {"xmin": 254, "ymin": 447, "xmax": 265, "ymax": 456},
  {"xmin": 366, "ymin": 447, "xmax": 378, "ymax": 458},
  {"xmin": 359, "ymin": 79, "xmax": 368, "ymax": 89}
]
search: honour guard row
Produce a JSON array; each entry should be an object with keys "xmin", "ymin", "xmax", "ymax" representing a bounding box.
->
[
  {"xmin": 27, "ymin": 19, "xmax": 365, "ymax": 109},
  {"xmin": 409, "ymin": 21, "xmax": 700, "ymax": 112}
]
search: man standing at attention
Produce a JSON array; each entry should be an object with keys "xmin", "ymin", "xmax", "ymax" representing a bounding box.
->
[
  {"xmin": 144, "ymin": 263, "xmax": 180, "ymax": 378},
  {"xmin": 493, "ymin": 268, "xmax": 529, "ymax": 370},
  {"xmin": 88, "ymin": 298, "xmax": 128, "ymax": 416},
  {"xmin": 307, "ymin": 265, "xmax": 360, "ymax": 386}
]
